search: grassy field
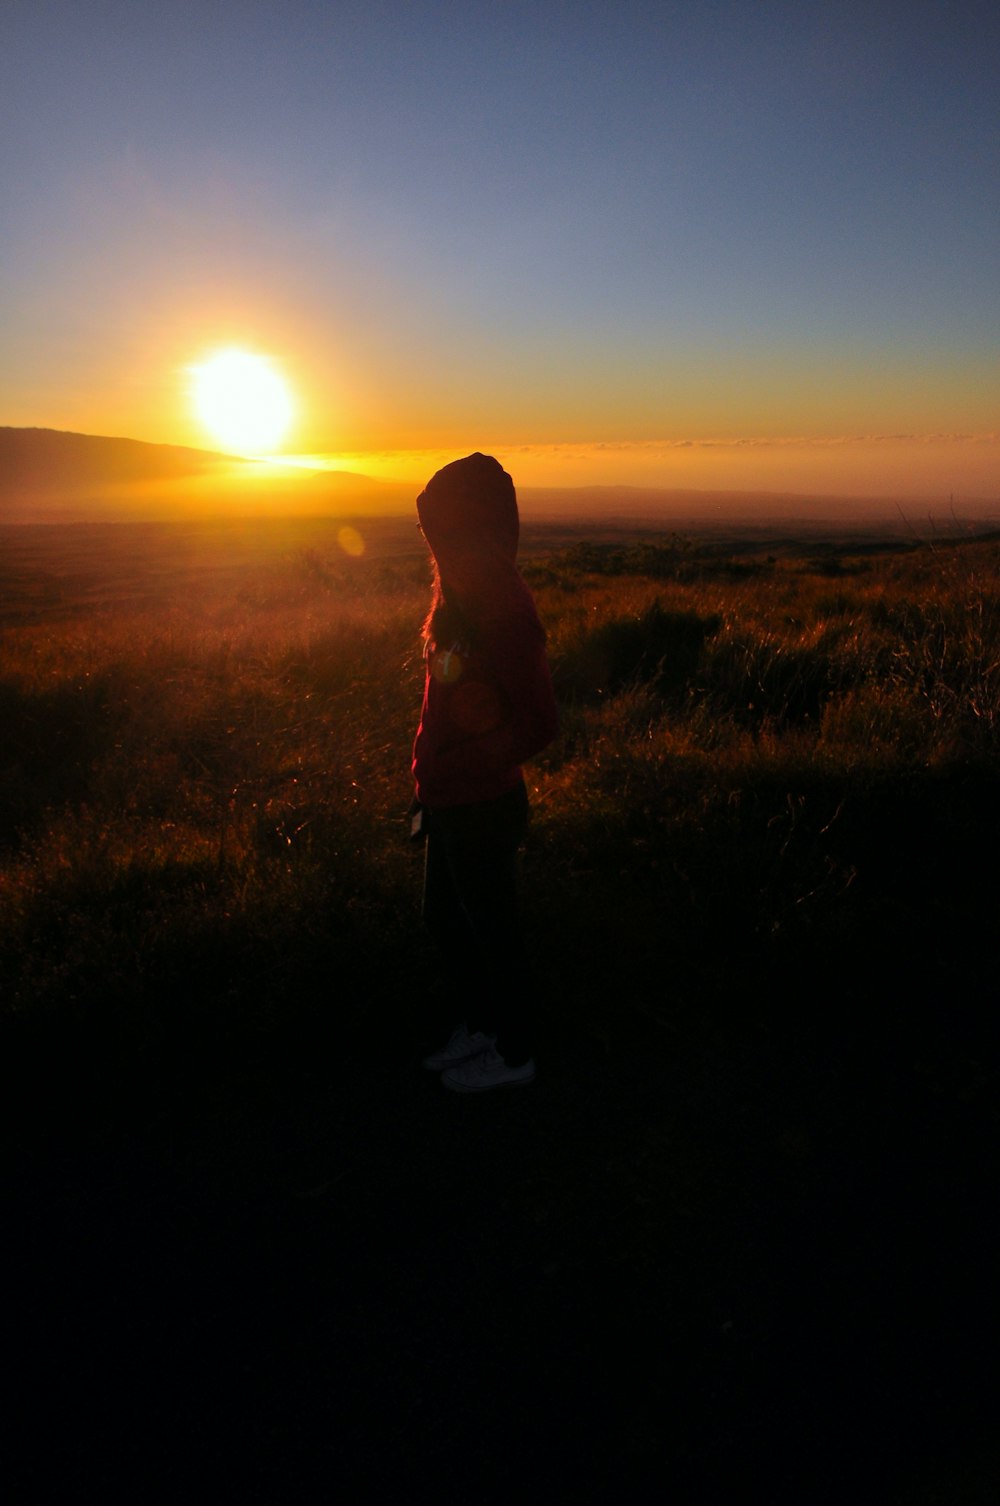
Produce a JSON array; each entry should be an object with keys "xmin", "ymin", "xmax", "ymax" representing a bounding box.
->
[
  {"xmin": 3, "ymin": 514, "xmax": 1000, "ymax": 1499},
  {"xmin": 2, "ymin": 515, "xmax": 998, "ymax": 1034}
]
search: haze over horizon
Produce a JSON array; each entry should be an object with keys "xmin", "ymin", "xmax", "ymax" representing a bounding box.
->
[
  {"xmin": 2, "ymin": 2, "xmax": 997, "ymax": 500},
  {"xmin": 5, "ymin": 426, "xmax": 999, "ymax": 532}
]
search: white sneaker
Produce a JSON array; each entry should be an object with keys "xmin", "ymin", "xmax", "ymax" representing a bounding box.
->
[
  {"xmin": 441, "ymin": 1044, "xmax": 536, "ymax": 1093},
  {"xmin": 422, "ymin": 1023, "xmax": 496, "ymax": 1072}
]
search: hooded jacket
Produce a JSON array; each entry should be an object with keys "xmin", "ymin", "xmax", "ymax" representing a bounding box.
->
[{"xmin": 412, "ymin": 454, "xmax": 558, "ymax": 808}]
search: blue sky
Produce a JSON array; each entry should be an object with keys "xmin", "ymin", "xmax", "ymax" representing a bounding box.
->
[{"xmin": 2, "ymin": 0, "xmax": 998, "ymax": 492}]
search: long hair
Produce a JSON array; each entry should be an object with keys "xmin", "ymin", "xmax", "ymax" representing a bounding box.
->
[{"xmin": 421, "ymin": 556, "xmax": 477, "ymax": 650}]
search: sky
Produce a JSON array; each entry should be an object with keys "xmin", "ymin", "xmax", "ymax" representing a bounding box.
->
[{"xmin": 2, "ymin": 0, "xmax": 998, "ymax": 497}]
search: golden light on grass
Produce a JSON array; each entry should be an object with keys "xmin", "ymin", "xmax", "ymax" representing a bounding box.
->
[{"xmin": 190, "ymin": 348, "xmax": 294, "ymax": 454}]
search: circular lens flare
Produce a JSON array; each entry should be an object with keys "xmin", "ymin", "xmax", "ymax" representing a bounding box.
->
[{"xmin": 191, "ymin": 349, "xmax": 293, "ymax": 453}]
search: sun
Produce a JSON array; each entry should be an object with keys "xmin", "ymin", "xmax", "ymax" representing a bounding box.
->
[{"xmin": 190, "ymin": 349, "xmax": 294, "ymax": 454}]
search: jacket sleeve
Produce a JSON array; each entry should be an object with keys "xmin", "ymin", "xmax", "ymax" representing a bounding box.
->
[
  {"xmin": 482, "ymin": 611, "xmax": 558, "ymax": 768},
  {"xmin": 493, "ymin": 611, "xmax": 563, "ymax": 771}
]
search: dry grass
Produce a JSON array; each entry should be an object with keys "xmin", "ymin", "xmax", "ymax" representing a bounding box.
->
[{"xmin": 1, "ymin": 520, "xmax": 998, "ymax": 1044}]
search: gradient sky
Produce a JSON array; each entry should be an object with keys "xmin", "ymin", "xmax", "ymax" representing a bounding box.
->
[{"xmin": 2, "ymin": 0, "xmax": 998, "ymax": 495}]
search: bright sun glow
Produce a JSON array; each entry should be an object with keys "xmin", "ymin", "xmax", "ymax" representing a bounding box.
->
[{"xmin": 190, "ymin": 349, "xmax": 293, "ymax": 453}]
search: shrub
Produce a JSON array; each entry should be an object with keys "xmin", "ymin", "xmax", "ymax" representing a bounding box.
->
[{"xmin": 552, "ymin": 601, "xmax": 718, "ymax": 701}]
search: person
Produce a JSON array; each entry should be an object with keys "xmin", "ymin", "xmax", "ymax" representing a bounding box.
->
[{"xmin": 411, "ymin": 453, "xmax": 558, "ymax": 1092}]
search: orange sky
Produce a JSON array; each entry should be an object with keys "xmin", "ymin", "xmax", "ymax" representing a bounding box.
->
[{"xmin": 3, "ymin": 6, "xmax": 998, "ymax": 502}]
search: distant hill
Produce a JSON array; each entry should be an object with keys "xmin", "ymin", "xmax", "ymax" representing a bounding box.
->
[
  {"xmin": 517, "ymin": 484, "xmax": 975, "ymax": 527},
  {"xmin": 0, "ymin": 428, "xmax": 415, "ymax": 522},
  {"xmin": 0, "ymin": 427, "xmax": 239, "ymax": 486},
  {"xmin": 2, "ymin": 427, "xmax": 997, "ymax": 531},
  {"xmin": 517, "ymin": 484, "xmax": 1000, "ymax": 539}
]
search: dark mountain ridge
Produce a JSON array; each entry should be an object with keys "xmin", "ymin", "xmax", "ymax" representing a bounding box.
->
[
  {"xmin": 0, "ymin": 427, "xmax": 414, "ymax": 521},
  {"xmin": 1, "ymin": 427, "xmax": 240, "ymax": 484},
  {"xmin": 2, "ymin": 427, "xmax": 997, "ymax": 529}
]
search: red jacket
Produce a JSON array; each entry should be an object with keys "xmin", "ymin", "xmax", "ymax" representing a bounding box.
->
[
  {"xmin": 411, "ymin": 455, "xmax": 557, "ymax": 808},
  {"xmin": 413, "ymin": 606, "xmax": 557, "ymax": 807}
]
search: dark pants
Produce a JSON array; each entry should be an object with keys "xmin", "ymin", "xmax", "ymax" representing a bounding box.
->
[{"xmin": 422, "ymin": 780, "xmax": 532, "ymax": 1065}]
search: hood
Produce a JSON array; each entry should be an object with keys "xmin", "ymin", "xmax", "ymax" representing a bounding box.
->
[{"xmin": 417, "ymin": 453, "xmax": 519, "ymax": 574}]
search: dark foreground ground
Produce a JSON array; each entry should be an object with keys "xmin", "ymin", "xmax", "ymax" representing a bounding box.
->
[
  {"xmin": 3, "ymin": 515, "xmax": 999, "ymax": 1500},
  {"xmin": 5, "ymin": 936, "xmax": 1000, "ymax": 1506}
]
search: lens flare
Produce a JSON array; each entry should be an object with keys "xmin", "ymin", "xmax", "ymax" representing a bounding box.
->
[{"xmin": 337, "ymin": 525, "xmax": 365, "ymax": 558}]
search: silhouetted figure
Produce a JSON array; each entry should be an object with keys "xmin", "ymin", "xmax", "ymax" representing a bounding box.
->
[{"xmin": 412, "ymin": 454, "xmax": 557, "ymax": 1091}]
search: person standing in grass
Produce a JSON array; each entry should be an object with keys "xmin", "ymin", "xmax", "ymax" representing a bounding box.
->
[{"xmin": 412, "ymin": 453, "xmax": 558, "ymax": 1092}]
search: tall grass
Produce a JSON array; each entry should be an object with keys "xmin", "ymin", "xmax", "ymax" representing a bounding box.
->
[
  {"xmin": 1, "ymin": 525, "xmax": 998, "ymax": 1053},
  {"xmin": 0, "ymin": 547, "xmax": 426, "ymax": 1030}
]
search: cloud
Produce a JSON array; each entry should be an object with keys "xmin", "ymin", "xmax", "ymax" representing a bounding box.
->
[{"xmin": 502, "ymin": 432, "xmax": 998, "ymax": 457}]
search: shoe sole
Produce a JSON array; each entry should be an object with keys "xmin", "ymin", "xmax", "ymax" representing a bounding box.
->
[{"xmin": 441, "ymin": 1069, "xmax": 536, "ymax": 1094}]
